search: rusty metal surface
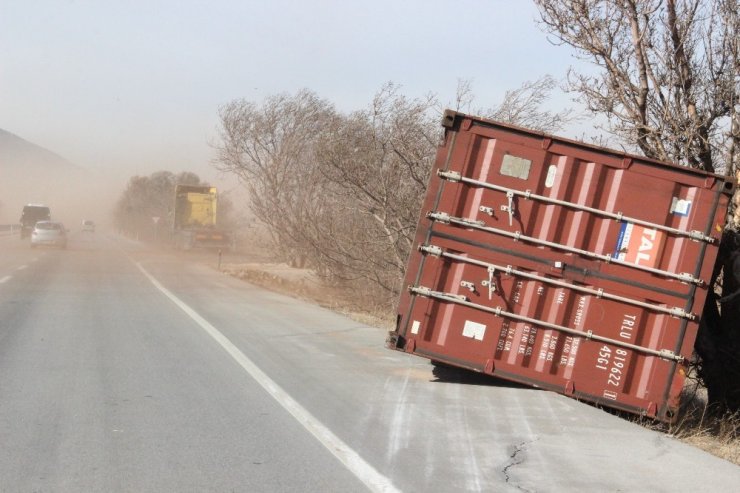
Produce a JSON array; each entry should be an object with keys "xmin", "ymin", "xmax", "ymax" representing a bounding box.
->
[{"xmin": 390, "ymin": 111, "xmax": 735, "ymax": 422}]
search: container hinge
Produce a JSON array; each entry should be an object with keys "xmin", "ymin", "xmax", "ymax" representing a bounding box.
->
[
  {"xmin": 419, "ymin": 244, "xmax": 442, "ymax": 256},
  {"xmin": 409, "ymin": 285, "xmax": 432, "ymax": 297},
  {"xmin": 689, "ymin": 230, "xmax": 713, "ymax": 243},
  {"xmin": 669, "ymin": 307, "xmax": 693, "ymax": 320},
  {"xmin": 658, "ymin": 349, "xmax": 683, "ymax": 362},
  {"xmin": 427, "ymin": 211, "xmax": 450, "ymax": 224},
  {"xmin": 678, "ymin": 272, "xmax": 703, "ymax": 285},
  {"xmin": 438, "ymin": 170, "xmax": 462, "ymax": 182}
]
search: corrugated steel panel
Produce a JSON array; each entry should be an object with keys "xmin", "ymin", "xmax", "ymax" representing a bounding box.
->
[{"xmin": 389, "ymin": 111, "xmax": 735, "ymax": 422}]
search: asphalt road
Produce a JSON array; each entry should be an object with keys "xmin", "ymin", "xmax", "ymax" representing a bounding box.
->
[{"xmin": 1, "ymin": 231, "xmax": 738, "ymax": 492}]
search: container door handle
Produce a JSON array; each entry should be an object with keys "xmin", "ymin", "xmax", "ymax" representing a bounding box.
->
[
  {"xmin": 480, "ymin": 266, "xmax": 496, "ymax": 300},
  {"xmin": 500, "ymin": 191, "xmax": 515, "ymax": 226}
]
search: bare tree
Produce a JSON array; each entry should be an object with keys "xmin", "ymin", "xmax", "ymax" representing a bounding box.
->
[
  {"xmin": 535, "ymin": 0, "xmax": 739, "ymax": 175},
  {"xmin": 536, "ymin": 0, "xmax": 740, "ymax": 411},
  {"xmin": 214, "ymin": 80, "xmax": 581, "ymax": 304},
  {"xmin": 447, "ymin": 76, "xmax": 577, "ymax": 133},
  {"xmin": 484, "ymin": 75, "xmax": 576, "ymax": 132},
  {"xmin": 312, "ymin": 83, "xmax": 440, "ymax": 297},
  {"xmin": 215, "ymin": 90, "xmax": 336, "ymax": 266}
]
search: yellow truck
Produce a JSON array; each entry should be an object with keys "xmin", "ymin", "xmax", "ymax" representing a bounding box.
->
[{"xmin": 172, "ymin": 185, "xmax": 234, "ymax": 251}]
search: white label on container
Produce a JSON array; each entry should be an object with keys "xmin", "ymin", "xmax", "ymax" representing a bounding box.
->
[
  {"xmin": 545, "ymin": 164, "xmax": 558, "ymax": 188},
  {"xmin": 670, "ymin": 197, "xmax": 691, "ymax": 216},
  {"xmin": 411, "ymin": 320, "xmax": 420, "ymax": 335},
  {"xmin": 500, "ymin": 154, "xmax": 531, "ymax": 180},
  {"xmin": 462, "ymin": 320, "xmax": 486, "ymax": 341}
]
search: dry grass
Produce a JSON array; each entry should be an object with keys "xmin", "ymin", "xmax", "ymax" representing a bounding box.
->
[
  {"xmin": 220, "ymin": 260, "xmax": 739, "ymax": 465},
  {"xmin": 663, "ymin": 381, "xmax": 740, "ymax": 465},
  {"xmin": 221, "ymin": 262, "xmax": 396, "ymax": 330},
  {"xmin": 627, "ymin": 377, "xmax": 740, "ymax": 465}
]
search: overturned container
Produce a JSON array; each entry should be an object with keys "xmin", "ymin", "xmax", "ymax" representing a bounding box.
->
[{"xmin": 388, "ymin": 110, "xmax": 735, "ymax": 422}]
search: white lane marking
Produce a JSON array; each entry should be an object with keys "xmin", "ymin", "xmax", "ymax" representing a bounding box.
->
[
  {"xmin": 134, "ymin": 262, "xmax": 399, "ymax": 493},
  {"xmin": 0, "ymin": 275, "xmax": 11, "ymax": 284},
  {"xmin": 17, "ymin": 265, "xmax": 27, "ymax": 271}
]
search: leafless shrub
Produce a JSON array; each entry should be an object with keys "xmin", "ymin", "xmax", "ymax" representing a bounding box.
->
[
  {"xmin": 311, "ymin": 83, "xmax": 439, "ymax": 300},
  {"xmin": 215, "ymin": 79, "xmax": 571, "ymax": 307}
]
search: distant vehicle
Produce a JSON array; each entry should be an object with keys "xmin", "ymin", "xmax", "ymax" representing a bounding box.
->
[
  {"xmin": 172, "ymin": 184, "xmax": 234, "ymax": 251},
  {"xmin": 30, "ymin": 221, "xmax": 67, "ymax": 249},
  {"xmin": 20, "ymin": 204, "xmax": 51, "ymax": 239},
  {"xmin": 82, "ymin": 219, "xmax": 95, "ymax": 232}
]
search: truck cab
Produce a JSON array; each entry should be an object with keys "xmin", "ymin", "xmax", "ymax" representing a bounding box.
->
[{"xmin": 20, "ymin": 204, "xmax": 51, "ymax": 239}]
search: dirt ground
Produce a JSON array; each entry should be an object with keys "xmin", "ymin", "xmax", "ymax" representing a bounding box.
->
[{"xmin": 219, "ymin": 260, "xmax": 396, "ymax": 331}]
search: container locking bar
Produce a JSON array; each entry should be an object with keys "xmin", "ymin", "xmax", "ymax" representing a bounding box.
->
[
  {"xmin": 419, "ymin": 243, "xmax": 696, "ymax": 320},
  {"xmin": 408, "ymin": 285, "xmax": 684, "ymax": 363},
  {"xmin": 438, "ymin": 170, "xmax": 715, "ymax": 244},
  {"xmin": 427, "ymin": 211, "xmax": 704, "ymax": 286}
]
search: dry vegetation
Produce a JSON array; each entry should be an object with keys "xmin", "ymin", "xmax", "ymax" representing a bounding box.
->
[
  {"xmin": 219, "ymin": 260, "xmax": 396, "ymax": 330},
  {"xmin": 634, "ymin": 376, "xmax": 740, "ymax": 465},
  {"xmin": 668, "ymin": 386, "xmax": 740, "ymax": 465}
]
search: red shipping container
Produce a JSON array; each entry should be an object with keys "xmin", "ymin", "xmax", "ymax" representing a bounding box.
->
[{"xmin": 388, "ymin": 111, "xmax": 735, "ymax": 422}]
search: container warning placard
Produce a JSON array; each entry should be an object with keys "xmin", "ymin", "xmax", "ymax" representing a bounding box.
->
[
  {"xmin": 613, "ymin": 222, "xmax": 666, "ymax": 268},
  {"xmin": 462, "ymin": 320, "xmax": 486, "ymax": 341},
  {"xmin": 670, "ymin": 197, "xmax": 692, "ymax": 216}
]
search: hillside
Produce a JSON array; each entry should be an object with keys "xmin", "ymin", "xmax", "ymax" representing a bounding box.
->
[{"xmin": 0, "ymin": 129, "xmax": 92, "ymax": 224}]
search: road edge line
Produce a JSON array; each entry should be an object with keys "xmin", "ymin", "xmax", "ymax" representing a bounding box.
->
[{"xmin": 134, "ymin": 261, "xmax": 399, "ymax": 493}]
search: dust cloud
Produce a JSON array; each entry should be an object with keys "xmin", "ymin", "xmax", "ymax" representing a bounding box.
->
[
  {"xmin": 0, "ymin": 129, "xmax": 245, "ymax": 236},
  {"xmin": 0, "ymin": 164, "xmax": 122, "ymax": 232}
]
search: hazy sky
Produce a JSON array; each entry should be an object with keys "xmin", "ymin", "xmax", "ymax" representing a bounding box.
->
[{"xmin": 1, "ymin": 0, "xmax": 583, "ymax": 187}]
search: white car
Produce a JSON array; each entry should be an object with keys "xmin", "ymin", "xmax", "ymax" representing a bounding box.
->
[
  {"xmin": 82, "ymin": 219, "xmax": 95, "ymax": 232},
  {"xmin": 30, "ymin": 221, "xmax": 67, "ymax": 249}
]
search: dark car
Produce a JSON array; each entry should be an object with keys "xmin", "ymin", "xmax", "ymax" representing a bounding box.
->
[{"xmin": 20, "ymin": 204, "xmax": 51, "ymax": 239}]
